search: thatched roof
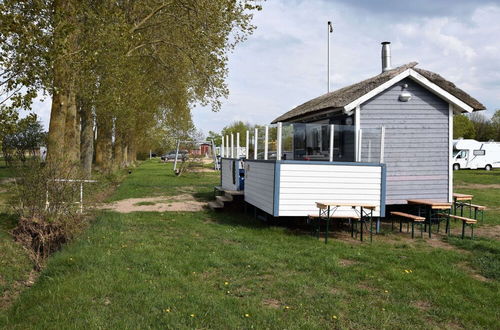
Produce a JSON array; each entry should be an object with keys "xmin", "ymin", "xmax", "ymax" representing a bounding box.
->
[{"xmin": 271, "ymin": 62, "xmax": 486, "ymax": 123}]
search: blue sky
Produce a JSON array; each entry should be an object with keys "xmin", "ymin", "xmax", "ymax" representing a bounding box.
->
[{"xmin": 31, "ymin": 0, "xmax": 500, "ymax": 135}]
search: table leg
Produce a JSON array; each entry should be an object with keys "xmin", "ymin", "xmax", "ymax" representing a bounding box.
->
[
  {"xmin": 370, "ymin": 209, "xmax": 373, "ymax": 243},
  {"xmin": 445, "ymin": 208, "xmax": 450, "ymax": 236},
  {"xmin": 428, "ymin": 207, "xmax": 432, "ymax": 238},
  {"xmin": 360, "ymin": 207, "xmax": 364, "ymax": 242},
  {"xmin": 325, "ymin": 206, "xmax": 330, "ymax": 244}
]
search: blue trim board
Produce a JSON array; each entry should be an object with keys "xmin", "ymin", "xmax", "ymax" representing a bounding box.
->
[{"xmin": 273, "ymin": 162, "xmax": 281, "ymax": 217}]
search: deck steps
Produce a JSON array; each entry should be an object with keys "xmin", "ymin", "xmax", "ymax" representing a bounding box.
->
[
  {"xmin": 208, "ymin": 201, "xmax": 224, "ymax": 210},
  {"xmin": 209, "ymin": 186, "xmax": 244, "ymax": 211}
]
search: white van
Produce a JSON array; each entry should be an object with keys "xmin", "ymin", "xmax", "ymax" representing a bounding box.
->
[{"xmin": 453, "ymin": 139, "xmax": 500, "ymax": 171}]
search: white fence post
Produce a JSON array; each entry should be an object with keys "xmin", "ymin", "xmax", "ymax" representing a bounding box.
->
[
  {"xmin": 254, "ymin": 128, "xmax": 258, "ymax": 159},
  {"xmin": 221, "ymin": 137, "xmax": 225, "ymax": 158},
  {"xmin": 245, "ymin": 130, "xmax": 249, "ymax": 159},
  {"xmin": 236, "ymin": 132, "xmax": 240, "ymax": 158},
  {"xmin": 264, "ymin": 126, "xmax": 269, "ymax": 160},
  {"xmin": 277, "ymin": 122, "xmax": 282, "ymax": 161},
  {"xmin": 230, "ymin": 133, "xmax": 234, "ymax": 158},
  {"xmin": 329, "ymin": 124, "xmax": 334, "ymax": 162},
  {"xmin": 225, "ymin": 135, "xmax": 229, "ymax": 158}
]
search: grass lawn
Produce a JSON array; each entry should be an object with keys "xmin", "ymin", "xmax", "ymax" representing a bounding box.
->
[{"xmin": 0, "ymin": 161, "xmax": 498, "ymax": 328}]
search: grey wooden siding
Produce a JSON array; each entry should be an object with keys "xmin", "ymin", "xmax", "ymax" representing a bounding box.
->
[
  {"xmin": 360, "ymin": 78, "xmax": 449, "ymax": 204},
  {"xmin": 244, "ymin": 161, "xmax": 275, "ymax": 215},
  {"xmin": 221, "ymin": 159, "xmax": 238, "ymax": 191}
]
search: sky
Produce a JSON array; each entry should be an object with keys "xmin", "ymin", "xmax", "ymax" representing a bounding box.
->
[{"xmin": 30, "ymin": 0, "xmax": 500, "ymax": 136}]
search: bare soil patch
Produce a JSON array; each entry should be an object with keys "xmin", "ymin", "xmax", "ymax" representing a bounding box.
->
[
  {"xmin": 1, "ymin": 269, "xmax": 38, "ymax": 310},
  {"xmin": 457, "ymin": 262, "xmax": 490, "ymax": 282},
  {"xmin": 100, "ymin": 194, "xmax": 206, "ymax": 213},
  {"xmin": 455, "ymin": 183, "xmax": 500, "ymax": 189},
  {"xmin": 412, "ymin": 300, "xmax": 432, "ymax": 311},
  {"xmin": 473, "ymin": 225, "xmax": 500, "ymax": 240},
  {"xmin": 190, "ymin": 168, "xmax": 216, "ymax": 173},
  {"xmin": 262, "ymin": 298, "xmax": 281, "ymax": 309},
  {"xmin": 338, "ymin": 259, "xmax": 357, "ymax": 267}
]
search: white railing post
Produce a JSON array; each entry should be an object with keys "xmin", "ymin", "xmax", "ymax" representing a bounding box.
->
[
  {"xmin": 264, "ymin": 125, "xmax": 269, "ymax": 160},
  {"xmin": 225, "ymin": 135, "xmax": 229, "ymax": 158},
  {"xmin": 221, "ymin": 137, "xmax": 225, "ymax": 158},
  {"xmin": 357, "ymin": 129, "xmax": 363, "ymax": 162},
  {"xmin": 329, "ymin": 124, "xmax": 334, "ymax": 162},
  {"xmin": 380, "ymin": 126, "xmax": 385, "ymax": 163},
  {"xmin": 277, "ymin": 122, "xmax": 282, "ymax": 161},
  {"xmin": 245, "ymin": 130, "xmax": 249, "ymax": 159},
  {"xmin": 254, "ymin": 128, "xmax": 258, "ymax": 159},
  {"xmin": 230, "ymin": 133, "xmax": 234, "ymax": 158},
  {"xmin": 236, "ymin": 132, "xmax": 240, "ymax": 158}
]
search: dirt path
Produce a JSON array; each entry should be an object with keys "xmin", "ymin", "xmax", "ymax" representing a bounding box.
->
[
  {"xmin": 455, "ymin": 183, "xmax": 500, "ymax": 189},
  {"xmin": 100, "ymin": 194, "xmax": 206, "ymax": 213}
]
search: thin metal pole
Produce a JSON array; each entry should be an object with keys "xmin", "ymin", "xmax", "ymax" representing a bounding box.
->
[
  {"xmin": 226, "ymin": 135, "xmax": 229, "ymax": 158},
  {"xmin": 329, "ymin": 124, "xmax": 334, "ymax": 162},
  {"xmin": 327, "ymin": 21, "xmax": 333, "ymax": 93},
  {"xmin": 254, "ymin": 128, "xmax": 258, "ymax": 159},
  {"xmin": 264, "ymin": 126, "xmax": 269, "ymax": 160},
  {"xmin": 236, "ymin": 132, "xmax": 240, "ymax": 158},
  {"xmin": 245, "ymin": 131, "xmax": 249, "ymax": 159},
  {"xmin": 173, "ymin": 140, "xmax": 181, "ymax": 171},
  {"xmin": 80, "ymin": 182, "xmax": 83, "ymax": 214},
  {"xmin": 277, "ymin": 122, "xmax": 282, "ymax": 161}
]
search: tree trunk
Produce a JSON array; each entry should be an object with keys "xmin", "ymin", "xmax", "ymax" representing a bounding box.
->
[
  {"xmin": 113, "ymin": 131, "xmax": 124, "ymax": 169},
  {"xmin": 95, "ymin": 113, "xmax": 113, "ymax": 171},
  {"xmin": 79, "ymin": 98, "xmax": 94, "ymax": 177},
  {"xmin": 47, "ymin": 74, "xmax": 68, "ymax": 162},
  {"xmin": 126, "ymin": 132, "xmax": 137, "ymax": 165},
  {"xmin": 64, "ymin": 89, "xmax": 79, "ymax": 163}
]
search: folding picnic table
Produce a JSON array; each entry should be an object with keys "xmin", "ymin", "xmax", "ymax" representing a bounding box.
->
[
  {"xmin": 315, "ymin": 202, "xmax": 377, "ymax": 243},
  {"xmin": 453, "ymin": 193, "xmax": 473, "ymax": 217},
  {"xmin": 407, "ymin": 199, "xmax": 452, "ymax": 238}
]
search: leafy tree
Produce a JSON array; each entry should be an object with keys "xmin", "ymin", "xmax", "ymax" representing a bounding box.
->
[
  {"xmin": 491, "ymin": 110, "xmax": 500, "ymax": 141},
  {"xmin": 221, "ymin": 121, "xmax": 254, "ymax": 146},
  {"xmin": 2, "ymin": 115, "xmax": 46, "ymax": 164},
  {"xmin": 453, "ymin": 114, "xmax": 475, "ymax": 139}
]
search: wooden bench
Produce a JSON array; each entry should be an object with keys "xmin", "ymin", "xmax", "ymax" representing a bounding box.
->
[
  {"xmin": 390, "ymin": 211, "xmax": 425, "ymax": 238},
  {"xmin": 438, "ymin": 213, "xmax": 477, "ymax": 239},
  {"xmin": 453, "ymin": 202, "xmax": 486, "ymax": 221}
]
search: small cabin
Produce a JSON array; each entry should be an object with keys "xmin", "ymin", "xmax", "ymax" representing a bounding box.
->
[{"xmin": 219, "ymin": 42, "xmax": 485, "ymax": 219}]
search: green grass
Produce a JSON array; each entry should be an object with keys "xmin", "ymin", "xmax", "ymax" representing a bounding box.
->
[
  {"xmin": 0, "ymin": 160, "xmax": 499, "ymax": 328},
  {"xmin": 454, "ymin": 169, "xmax": 500, "ymax": 185}
]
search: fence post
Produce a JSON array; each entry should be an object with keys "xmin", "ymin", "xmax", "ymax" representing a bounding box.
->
[
  {"xmin": 236, "ymin": 132, "xmax": 240, "ymax": 158},
  {"xmin": 80, "ymin": 182, "xmax": 83, "ymax": 214},
  {"xmin": 277, "ymin": 122, "xmax": 282, "ymax": 161},
  {"xmin": 329, "ymin": 124, "xmax": 334, "ymax": 162},
  {"xmin": 254, "ymin": 128, "xmax": 258, "ymax": 159},
  {"xmin": 245, "ymin": 130, "xmax": 249, "ymax": 159},
  {"xmin": 264, "ymin": 126, "xmax": 269, "ymax": 160}
]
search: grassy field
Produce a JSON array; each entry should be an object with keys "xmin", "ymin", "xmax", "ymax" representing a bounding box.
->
[{"xmin": 0, "ymin": 161, "xmax": 498, "ymax": 328}]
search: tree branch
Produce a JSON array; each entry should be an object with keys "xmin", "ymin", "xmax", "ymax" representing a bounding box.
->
[{"xmin": 129, "ymin": 2, "xmax": 172, "ymax": 34}]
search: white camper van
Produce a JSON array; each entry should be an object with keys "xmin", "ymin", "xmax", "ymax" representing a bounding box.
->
[{"xmin": 453, "ymin": 139, "xmax": 500, "ymax": 171}]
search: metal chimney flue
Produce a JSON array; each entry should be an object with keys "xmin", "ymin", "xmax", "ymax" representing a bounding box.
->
[{"xmin": 381, "ymin": 41, "xmax": 391, "ymax": 72}]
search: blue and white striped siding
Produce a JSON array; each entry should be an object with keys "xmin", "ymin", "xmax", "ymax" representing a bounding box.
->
[
  {"xmin": 244, "ymin": 161, "xmax": 275, "ymax": 215},
  {"xmin": 221, "ymin": 158, "xmax": 238, "ymax": 191},
  {"xmin": 360, "ymin": 78, "xmax": 450, "ymax": 204},
  {"xmin": 278, "ymin": 163, "xmax": 383, "ymax": 217}
]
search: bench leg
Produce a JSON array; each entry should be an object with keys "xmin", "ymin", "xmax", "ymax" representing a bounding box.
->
[
  {"xmin": 399, "ymin": 218, "xmax": 403, "ymax": 233},
  {"xmin": 471, "ymin": 224, "xmax": 474, "ymax": 240},
  {"xmin": 411, "ymin": 221, "xmax": 415, "ymax": 239},
  {"xmin": 461, "ymin": 220, "xmax": 466, "ymax": 239}
]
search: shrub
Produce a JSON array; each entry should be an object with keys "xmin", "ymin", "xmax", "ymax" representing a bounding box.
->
[{"xmin": 10, "ymin": 160, "xmax": 86, "ymax": 269}]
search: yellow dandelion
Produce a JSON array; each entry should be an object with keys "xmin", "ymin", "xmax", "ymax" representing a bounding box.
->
[
  {"xmin": 224, "ymin": 281, "xmax": 229, "ymax": 285},
  {"xmin": 384, "ymin": 290, "xmax": 389, "ymax": 293},
  {"xmin": 226, "ymin": 290, "xmax": 231, "ymax": 294},
  {"xmin": 190, "ymin": 314, "xmax": 195, "ymax": 318},
  {"xmin": 404, "ymin": 270, "xmax": 410, "ymax": 273},
  {"xmin": 382, "ymin": 308, "xmax": 386, "ymax": 311},
  {"xmin": 244, "ymin": 313, "xmax": 250, "ymax": 318},
  {"xmin": 164, "ymin": 308, "xmax": 171, "ymax": 313},
  {"xmin": 332, "ymin": 315, "xmax": 338, "ymax": 320},
  {"xmin": 69, "ymin": 258, "xmax": 73, "ymax": 261},
  {"xmin": 285, "ymin": 306, "xmax": 290, "ymax": 309}
]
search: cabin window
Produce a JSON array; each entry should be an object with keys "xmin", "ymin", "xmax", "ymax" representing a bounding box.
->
[{"xmin": 473, "ymin": 150, "xmax": 485, "ymax": 156}]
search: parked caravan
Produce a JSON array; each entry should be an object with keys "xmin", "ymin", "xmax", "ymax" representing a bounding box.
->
[{"xmin": 453, "ymin": 139, "xmax": 500, "ymax": 171}]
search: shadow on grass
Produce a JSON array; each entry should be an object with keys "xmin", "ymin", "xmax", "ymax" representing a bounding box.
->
[{"xmin": 0, "ymin": 213, "xmax": 17, "ymax": 232}]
